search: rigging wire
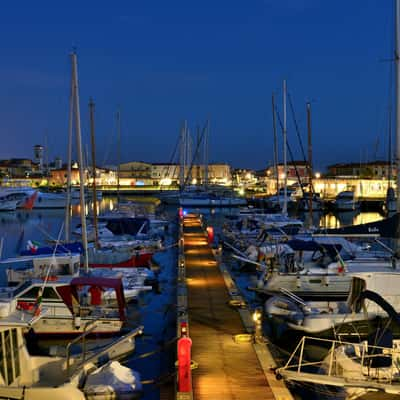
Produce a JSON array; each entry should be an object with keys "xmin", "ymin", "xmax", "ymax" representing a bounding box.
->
[{"xmin": 275, "ymin": 106, "xmax": 305, "ymax": 197}]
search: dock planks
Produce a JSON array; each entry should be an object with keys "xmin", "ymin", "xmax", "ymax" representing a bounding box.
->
[{"xmin": 182, "ymin": 214, "xmax": 276, "ymax": 400}]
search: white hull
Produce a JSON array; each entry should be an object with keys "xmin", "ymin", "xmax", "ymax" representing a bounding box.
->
[{"xmin": 0, "ymin": 199, "xmax": 18, "ymax": 211}]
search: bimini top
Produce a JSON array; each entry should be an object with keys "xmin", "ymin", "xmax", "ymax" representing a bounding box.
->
[
  {"xmin": 57, "ymin": 276, "xmax": 126, "ymax": 320},
  {"xmin": 286, "ymin": 239, "xmax": 342, "ymax": 260}
]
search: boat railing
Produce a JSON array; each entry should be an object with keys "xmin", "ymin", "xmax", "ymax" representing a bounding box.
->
[
  {"xmin": 276, "ymin": 335, "xmax": 400, "ymax": 386},
  {"xmin": 66, "ymin": 324, "xmax": 144, "ymax": 376},
  {"xmin": 279, "ymin": 287, "xmax": 307, "ymax": 308}
]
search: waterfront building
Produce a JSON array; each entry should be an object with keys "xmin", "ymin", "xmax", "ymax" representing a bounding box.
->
[{"xmin": 326, "ymin": 161, "xmax": 395, "ymax": 180}]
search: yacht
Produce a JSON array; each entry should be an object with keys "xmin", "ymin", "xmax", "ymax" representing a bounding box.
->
[
  {"xmin": 265, "ymin": 271, "xmax": 400, "ymax": 341},
  {"xmin": 333, "ymin": 190, "xmax": 360, "ymax": 211}
]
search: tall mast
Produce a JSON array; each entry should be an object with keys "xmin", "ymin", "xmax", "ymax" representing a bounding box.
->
[
  {"xmin": 116, "ymin": 109, "xmax": 121, "ymax": 207},
  {"xmin": 272, "ymin": 93, "xmax": 279, "ymax": 195},
  {"xmin": 204, "ymin": 119, "xmax": 209, "ymax": 189},
  {"xmin": 283, "ymin": 80, "xmax": 288, "ymax": 215},
  {"xmin": 395, "ymin": 0, "xmax": 400, "ymax": 249},
  {"xmin": 71, "ymin": 52, "xmax": 89, "ymax": 273},
  {"xmin": 65, "ymin": 57, "xmax": 74, "ymax": 242},
  {"xmin": 89, "ymin": 98, "xmax": 99, "ymax": 248},
  {"xmin": 307, "ymin": 102, "xmax": 313, "ymax": 224},
  {"xmin": 179, "ymin": 120, "xmax": 187, "ymax": 190}
]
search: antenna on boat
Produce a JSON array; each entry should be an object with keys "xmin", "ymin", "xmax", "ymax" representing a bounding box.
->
[
  {"xmin": 71, "ymin": 51, "xmax": 89, "ymax": 273},
  {"xmin": 89, "ymin": 98, "xmax": 99, "ymax": 248}
]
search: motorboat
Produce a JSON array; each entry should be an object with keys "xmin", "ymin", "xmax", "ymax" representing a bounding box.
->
[
  {"xmin": 265, "ymin": 271, "xmax": 400, "ymax": 341},
  {"xmin": 179, "ymin": 190, "xmax": 247, "ymax": 207},
  {"xmin": 264, "ymin": 187, "xmax": 298, "ymax": 211},
  {"xmin": 297, "ymin": 192, "xmax": 324, "ymax": 212},
  {"xmin": 0, "ymin": 187, "xmax": 80, "ymax": 209},
  {"xmin": 0, "ymin": 191, "xmax": 20, "ymax": 211},
  {"xmin": 249, "ymin": 237, "xmax": 396, "ymax": 300},
  {"xmin": 0, "ymin": 319, "xmax": 143, "ymax": 399},
  {"xmin": 276, "ymin": 333, "xmax": 400, "ymax": 400},
  {"xmin": 0, "ymin": 276, "xmax": 128, "ymax": 336},
  {"xmin": 332, "ymin": 190, "xmax": 360, "ymax": 211}
]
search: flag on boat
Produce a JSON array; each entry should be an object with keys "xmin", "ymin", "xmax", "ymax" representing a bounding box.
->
[
  {"xmin": 21, "ymin": 191, "xmax": 38, "ymax": 210},
  {"xmin": 34, "ymin": 288, "xmax": 43, "ymax": 317},
  {"xmin": 337, "ymin": 254, "xmax": 346, "ymax": 274},
  {"xmin": 26, "ymin": 240, "xmax": 41, "ymax": 253}
]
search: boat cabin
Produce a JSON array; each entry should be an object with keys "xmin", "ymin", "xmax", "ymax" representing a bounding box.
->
[
  {"xmin": 2, "ymin": 253, "xmax": 81, "ymax": 285},
  {"xmin": 347, "ymin": 272, "xmax": 400, "ymax": 314}
]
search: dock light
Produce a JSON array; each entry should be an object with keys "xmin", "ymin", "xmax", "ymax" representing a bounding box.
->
[
  {"xmin": 252, "ymin": 308, "xmax": 262, "ymax": 323},
  {"xmin": 252, "ymin": 307, "xmax": 264, "ymax": 343},
  {"xmin": 183, "ymin": 209, "xmax": 188, "ymax": 216},
  {"xmin": 180, "ymin": 321, "xmax": 188, "ymax": 337}
]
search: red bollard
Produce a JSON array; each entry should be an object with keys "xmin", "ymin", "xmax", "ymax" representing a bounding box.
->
[
  {"xmin": 206, "ymin": 226, "xmax": 214, "ymax": 244},
  {"xmin": 177, "ymin": 336, "xmax": 192, "ymax": 392}
]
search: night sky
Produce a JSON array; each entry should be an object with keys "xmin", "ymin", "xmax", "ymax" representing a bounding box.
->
[{"xmin": 0, "ymin": 0, "xmax": 395, "ymax": 171}]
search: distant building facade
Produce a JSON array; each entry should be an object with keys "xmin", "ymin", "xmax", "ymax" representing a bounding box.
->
[{"xmin": 327, "ymin": 161, "xmax": 394, "ymax": 179}]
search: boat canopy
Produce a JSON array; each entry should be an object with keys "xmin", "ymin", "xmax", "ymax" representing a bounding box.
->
[
  {"xmin": 57, "ymin": 277, "xmax": 126, "ymax": 320},
  {"xmin": 104, "ymin": 217, "xmax": 150, "ymax": 235},
  {"xmin": 286, "ymin": 239, "xmax": 342, "ymax": 259}
]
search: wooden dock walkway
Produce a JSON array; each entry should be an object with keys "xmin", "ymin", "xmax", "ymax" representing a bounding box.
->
[{"xmin": 181, "ymin": 213, "xmax": 290, "ymax": 400}]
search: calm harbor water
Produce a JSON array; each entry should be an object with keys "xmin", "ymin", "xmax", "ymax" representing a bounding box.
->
[{"xmin": 0, "ymin": 199, "xmax": 388, "ymax": 399}]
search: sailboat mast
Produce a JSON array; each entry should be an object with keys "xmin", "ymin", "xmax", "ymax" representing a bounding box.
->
[
  {"xmin": 89, "ymin": 98, "xmax": 99, "ymax": 248},
  {"xmin": 396, "ymin": 0, "xmax": 400, "ymax": 217},
  {"xmin": 65, "ymin": 58, "xmax": 74, "ymax": 242},
  {"xmin": 272, "ymin": 94, "xmax": 279, "ymax": 195},
  {"xmin": 283, "ymin": 80, "xmax": 288, "ymax": 215},
  {"xmin": 307, "ymin": 102, "xmax": 313, "ymax": 223},
  {"xmin": 204, "ymin": 119, "xmax": 209, "ymax": 189},
  {"xmin": 71, "ymin": 52, "xmax": 89, "ymax": 273},
  {"xmin": 179, "ymin": 121, "xmax": 187, "ymax": 190},
  {"xmin": 116, "ymin": 109, "xmax": 121, "ymax": 207}
]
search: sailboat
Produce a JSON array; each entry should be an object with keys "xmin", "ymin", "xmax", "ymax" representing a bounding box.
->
[{"xmin": 177, "ymin": 120, "xmax": 246, "ymax": 207}]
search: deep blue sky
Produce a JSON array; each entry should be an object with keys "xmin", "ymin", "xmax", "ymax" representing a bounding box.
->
[{"xmin": 0, "ymin": 0, "xmax": 395, "ymax": 171}]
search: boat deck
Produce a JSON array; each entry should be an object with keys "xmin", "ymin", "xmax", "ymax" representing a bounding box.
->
[{"xmin": 182, "ymin": 213, "xmax": 287, "ymax": 400}]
